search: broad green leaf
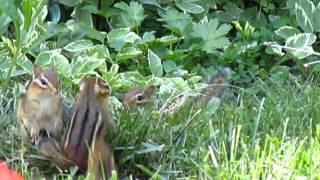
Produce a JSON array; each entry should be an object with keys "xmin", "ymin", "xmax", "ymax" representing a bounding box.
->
[
  {"xmin": 295, "ymin": 3, "xmax": 313, "ymax": 33},
  {"xmin": 48, "ymin": 2, "xmax": 61, "ymax": 23},
  {"xmin": 77, "ymin": 45, "xmax": 112, "ymax": 62},
  {"xmin": 285, "ymin": 33, "xmax": 316, "ymax": 59},
  {"xmin": 119, "ymin": 71, "xmax": 146, "ymax": 88},
  {"xmin": 313, "ymin": 5, "xmax": 320, "ymax": 31},
  {"xmin": 55, "ymin": 0, "xmax": 80, "ymax": 7},
  {"xmin": 158, "ymin": 35, "xmax": 180, "ymax": 45},
  {"xmin": 148, "ymin": 49, "xmax": 163, "ymax": 77},
  {"xmin": 206, "ymin": 97, "xmax": 221, "ymax": 116},
  {"xmin": 275, "ymin": 26, "xmax": 300, "ymax": 39},
  {"xmin": 72, "ymin": 5, "xmax": 93, "ymax": 27},
  {"xmin": 114, "ymin": 1, "xmax": 146, "ymax": 29},
  {"xmin": 22, "ymin": 23, "xmax": 65, "ymax": 54},
  {"xmin": 17, "ymin": 55, "xmax": 33, "ymax": 74},
  {"xmin": 191, "ymin": 18, "xmax": 232, "ymax": 53},
  {"xmin": 163, "ymin": 60, "xmax": 177, "ymax": 73},
  {"xmin": 0, "ymin": 13, "xmax": 11, "ymax": 36},
  {"xmin": 107, "ymin": 28, "xmax": 141, "ymax": 50},
  {"xmin": 265, "ymin": 42, "xmax": 284, "ymax": 56},
  {"xmin": 157, "ymin": 7, "xmax": 192, "ymax": 35},
  {"xmin": 0, "ymin": 0, "xmax": 20, "ymax": 40},
  {"xmin": 21, "ymin": 0, "xmax": 34, "ymax": 32},
  {"xmin": 35, "ymin": 50, "xmax": 71, "ymax": 76},
  {"xmin": 176, "ymin": 0, "xmax": 204, "ymax": 14},
  {"xmin": 110, "ymin": 64, "xmax": 119, "ymax": 75},
  {"xmin": 116, "ymin": 47, "xmax": 142, "ymax": 62},
  {"xmin": 64, "ymin": 39, "xmax": 94, "ymax": 52},
  {"xmin": 71, "ymin": 56, "xmax": 104, "ymax": 76}
]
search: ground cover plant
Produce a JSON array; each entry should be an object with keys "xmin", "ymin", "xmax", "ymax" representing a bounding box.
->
[{"xmin": 1, "ymin": 0, "xmax": 320, "ymax": 179}]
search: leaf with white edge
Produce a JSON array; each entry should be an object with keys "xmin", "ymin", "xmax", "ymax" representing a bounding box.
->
[
  {"xmin": 295, "ymin": 3, "xmax": 313, "ymax": 33},
  {"xmin": 206, "ymin": 97, "xmax": 221, "ymax": 117},
  {"xmin": 71, "ymin": 56, "xmax": 104, "ymax": 76},
  {"xmin": 148, "ymin": 49, "xmax": 163, "ymax": 77},
  {"xmin": 191, "ymin": 18, "xmax": 232, "ymax": 53},
  {"xmin": 285, "ymin": 33, "xmax": 316, "ymax": 59},
  {"xmin": 158, "ymin": 35, "xmax": 180, "ymax": 46},
  {"xmin": 17, "ymin": 55, "xmax": 33, "ymax": 73},
  {"xmin": 64, "ymin": 39, "xmax": 94, "ymax": 52},
  {"xmin": 116, "ymin": 47, "xmax": 142, "ymax": 61},
  {"xmin": 107, "ymin": 28, "xmax": 141, "ymax": 50},
  {"xmin": 275, "ymin": 26, "xmax": 300, "ymax": 39},
  {"xmin": 110, "ymin": 64, "xmax": 119, "ymax": 75},
  {"xmin": 265, "ymin": 42, "xmax": 284, "ymax": 56},
  {"xmin": 77, "ymin": 45, "xmax": 112, "ymax": 62},
  {"xmin": 35, "ymin": 50, "xmax": 71, "ymax": 76},
  {"xmin": 176, "ymin": 0, "xmax": 204, "ymax": 14}
]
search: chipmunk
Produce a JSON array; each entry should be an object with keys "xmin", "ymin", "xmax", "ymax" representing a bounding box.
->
[
  {"xmin": 122, "ymin": 85, "xmax": 156, "ymax": 108},
  {"xmin": 17, "ymin": 65, "xmax": 63, "ymax": 143},
  {"xmin": 61, "ymin": 77, "xmax": 116, "ymax": 178},
  {"xmin": 122, "ymin": 68, "xmax": 230, "ymax": 114}
]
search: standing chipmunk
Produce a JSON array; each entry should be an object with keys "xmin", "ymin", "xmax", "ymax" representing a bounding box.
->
[
  {"xmin": 17, "ymin": 65, "xmax": 62, "ymax": 143},
  {"xmin": 61, "ymin": 77, "xmax": 116, "ymax": 178},
  {"xmin": 122, "ymin": 68, "xmax": 230, "ymax": 113}
]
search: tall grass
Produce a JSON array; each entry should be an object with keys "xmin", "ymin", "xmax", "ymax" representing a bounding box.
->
[{"xmin": 1, "ymin": 79, "xmax": 320, "ymax": 179}]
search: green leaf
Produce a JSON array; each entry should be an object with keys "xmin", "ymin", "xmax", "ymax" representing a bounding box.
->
[
  {"xmin": 22, "ymin": 23, "xmax": 65, "ymax": 54},
  {"xmin": 48, "ymin": 2, "xmax": 61, "ymax": 23},
  {"xmin": 275, "ymin": 26, "xmax": 300, "ymax": 39},
  {"xmin": 163, "ymin": 60, "xmax": 177, "ymax": 73},
  {"xmin": 77, "ymin": 45, "xmax": 112, "ymax": 62},
  {"xmin": 285, "ymin": 33, "xmax": 316, "ymax": 59},
  {"xmin": 71, "ymin": 56, "xmax": 104, "ymax": 77},
  {"xmin": 0, "ymin": 13, "xmax": 11, "ymax": 36},
  {"xmin": 55, "ymin": 0, "xmax": 80, "ymax": 6},
  {"xmin": 114, "ymin": 1, "xmax": 146, "ymax": 29},
  {"xmin": 72, "ymin": 5, "xmax": 93, "ymax": 27},
  {"xmin": 0, "ymin": 0, "xmax": 21, "ymax": 40},
  {"xmin": 191, "ymin": 17, "xmax": 232, "ymax": 53},
  {"xmin": 107, "ymin": 28, "xmax": 141, "ymax": 50},
  {"xmin": 17, "ymin": 55, "xmax": 33, "ymax": 74},
  {"xmin": 176, "ymin": 0, "xmax": 204, "ymax": 14},
  {"xmin": 158, "ymin": 7, "xmax": 192, "ymax": 35},
  {"xmin": 295, "ymin": 3, "xmax": 313, "ymax": 33},
  {"xmin": 148, "ymin": 49, "xmax": 163, "ymax": 77},
  {"xmin": 64, "ymin": 39, "xmax": 94, "ymax": 52},
  {"xmin": 35, "ymin": 50, "xmax": 71, "ymax": 76},
  {"xmin": 116, "ymin": 47, "xmax": 142, "ymax": 62},
  {"xmin": 206, "ymin": 97, "xmax": 221, "ymax": 117}
]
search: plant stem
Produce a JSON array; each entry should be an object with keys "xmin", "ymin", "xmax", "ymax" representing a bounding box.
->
[{"xmin": 1, "ymin": 45, "xmax": 20, "ymax": 90}]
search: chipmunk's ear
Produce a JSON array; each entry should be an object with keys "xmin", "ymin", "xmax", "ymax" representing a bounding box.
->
[
  {"xmin": 144, "ymin": 85, "xmax": 155, "ymax": 98},
  {"xmin": 33, "ymin": 64, "xmax": 42, "ymax": 79}
]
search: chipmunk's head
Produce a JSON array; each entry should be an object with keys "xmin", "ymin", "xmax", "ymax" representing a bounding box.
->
[
  {"xmin": 122, "ymin": 85, "xmax": 155, "ymax": 108},
  {"xmin": 28, "ymin": 65, "xmax": 59, "ymax": 96},
  {"xmin": 80, "ymin": 76, "xmax": 110, "ymax": 99}
]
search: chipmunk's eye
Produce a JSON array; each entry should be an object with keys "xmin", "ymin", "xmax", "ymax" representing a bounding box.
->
[
  {"xmin": 40, "ymin": 78, "xmax": 48, "ymax": 86},
  {"xmin": 136, "ymin": 94, "xmax": 145, "ymax": 102}
]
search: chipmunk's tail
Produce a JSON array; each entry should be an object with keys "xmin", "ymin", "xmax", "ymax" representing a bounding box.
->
[
  {"xmin": 36, "ymin": 136, "xmax": 74, "ymax": 169},
  {"xmin": 194, "ymin": 68, "xmax": 231, "ymax": 106}
]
